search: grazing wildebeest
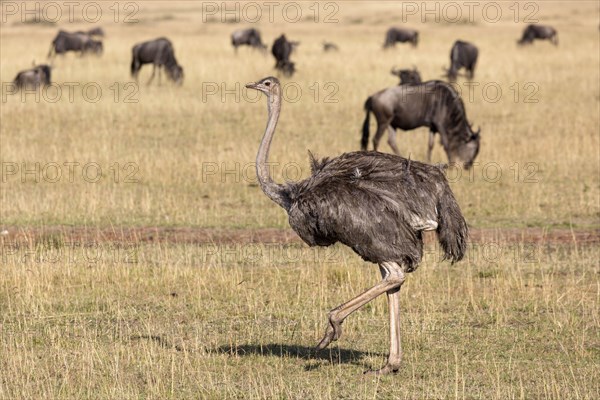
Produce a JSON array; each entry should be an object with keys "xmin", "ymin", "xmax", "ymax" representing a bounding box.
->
[
  {"xmin": 13, "ymin": 63, "xmax": 52, "ymax": 89},
  {"xmin": 47, "ymin": 30, "xmax": 103, "ymax": 58},
  {"xmin": 391, "ymin": 67, "xmax": 422, "ymax": 84},
  {"xmin": 445, "ymin": 40, "xmax": 478, "ymax": 81},
  {"xmin": 246, "ymin": 76, "xmax": 468, "ymax": 374},
  {"xmin": 272, "ymin": 34, "xmax": 296, "ymax": 77},
  {"xmin": 131, "ymin": 37, "xmax": 184, "ymax": 85},
  {"xmin": 323, "ymin": 41, "xmax": 339, "ymax": 52},
  {"xmin": 231, "ymin": 28, "xmax": 267, "ymax": 53},
  {"xmin": 383, "ymin": 28, "xmax": 419, "ymax": 48},
  {"xmin": 361, "ymin": 80, "xmax": 480, "ymax": 169},
  {"xmin": 518, "ymin": 24, "xmax": 558, "ymax": 45}
]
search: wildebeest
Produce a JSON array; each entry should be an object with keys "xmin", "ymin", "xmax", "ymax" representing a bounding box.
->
[
  {"xmin": 231, "ymin": 28, "xmax": 267, "ymax": 53},
  {"xmin": 47, "ymin": 30, "xmax": 103, "ymax": 58},
  {"xmin": 131, "ymin": 37, "xmax": 184, "ymax": 85},
  {"xmin": 445, "ymin": 40, "xmax": 478, "ymax": 81},
  {"xmin": 361, "ymin": 81, "xmax": 480, "ymax": 169},
  {"xmin": 383, "ymin": 28, "xmax": 419, "ymax": 48},
  {"xmin": 272, "ymin": 34, "xmax": 296, "ymax": 77},
  {"xmin": 518, "ymin": 24, "xmax": 558, "ymax": 45},
  {"xmin": 13, "ymin": 63, "xmax": 52, "ymax": 89},
  {"xmin": 323, "ymin": 41, "xmax": 339, "ymax": 52},
  {"xmin": 391, "ymin": 67, "xmax": 422, "ymax": 84}
]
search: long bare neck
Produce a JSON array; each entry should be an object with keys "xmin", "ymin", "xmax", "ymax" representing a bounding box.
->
[{"xmin": 256, "ymin": 86, "xmax": 290, "ymax": 211}]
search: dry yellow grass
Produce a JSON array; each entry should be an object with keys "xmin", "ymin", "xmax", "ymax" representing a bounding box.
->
[
  {"xmin": 1, "ymin": 1, "xmax": 599, "ymax": 399},
  {"xmin": 1, "ymin": 240, "xmax": 599, "ymax": 398}
]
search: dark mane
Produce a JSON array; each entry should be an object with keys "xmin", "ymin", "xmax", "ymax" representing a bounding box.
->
[
  {"xmin": 165, "ymin": 53, "xmax": 179, "ymax": 69},
  {"xmin": 435, "ymin": 81, "xmax": 472, "ymax": 139}
]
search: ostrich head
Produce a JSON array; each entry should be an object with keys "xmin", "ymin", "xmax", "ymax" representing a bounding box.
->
[{"xmin": 245, "ymin": 76, "xmax": 281, "ymax": 97}]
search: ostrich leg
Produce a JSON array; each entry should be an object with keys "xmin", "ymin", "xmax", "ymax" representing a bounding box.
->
[
  {"xmin": 316, "ymin": 262, "xmax": 406, "ymax": 374},
  {"xmin": 366, "ymin": 274, "xmax": 403, "ymax": 375}
]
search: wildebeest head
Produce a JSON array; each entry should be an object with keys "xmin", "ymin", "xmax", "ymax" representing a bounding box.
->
[
  {"xmin": 167, "ymin": 65, "xmax": 184, "ymax": 85},
  {"xmin": 280, "ymin": 60, "xmax": 295, "ymax": 77},
  {"xmin": 391, "ymin": 67, "xmax": 421, "ymax": 84},
  {"xmin": 258, "ymin": 43, "xmax": 268, "ymax": 54},
  {"xmin": 445, "ymin": 66, "xmax": 458, "ymax": 82},
  {"xmin": 86, "ymin": 39, "xmax": 103, "ymax": 55},
  {"xmin": 442, "ymin": 64, "xmax": 463, "ymax": 82},
  {"xmin": 450, "ymin": 125, "xmax": 480, "ymax": 169}
]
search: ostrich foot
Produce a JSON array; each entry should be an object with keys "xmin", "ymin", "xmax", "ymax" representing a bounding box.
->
[
  {"xmin": 315, "ymin": 320, "xmax": 342, "ymax": 350},
  {"xmin": 364, "ymin": 363, "xmax": 400, "ymax": 376}
]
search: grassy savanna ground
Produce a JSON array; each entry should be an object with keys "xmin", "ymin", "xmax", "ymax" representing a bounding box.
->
[{"xmin": 0, "ymin": 1, "xmax": 599, "ymax": 399}]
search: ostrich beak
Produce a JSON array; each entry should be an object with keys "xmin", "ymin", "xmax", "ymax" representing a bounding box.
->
[{"xmin": 245, "ymin": 82, "xmax": 259, "ymax": 89}]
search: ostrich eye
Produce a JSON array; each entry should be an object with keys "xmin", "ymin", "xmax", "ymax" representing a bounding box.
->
[{"xmin": 265, "ymin": 81, "xmax": 271, "ymax": 87}]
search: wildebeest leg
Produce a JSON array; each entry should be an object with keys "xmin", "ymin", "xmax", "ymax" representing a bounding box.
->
[
  {"xmin": 387, "ymin": 126, "xmax": 401, "ymax": 155},
  {"xmin": 427, "ymin": 130, "xmax": 435, "ymax": 162},
  {"xmin": 157, "ymin": 66, "xmax": 162, "ymax": 86},
  {"xmin": 316, "ymin": 261, "xmax": 405, "ymax": 357},
  {"xmin": 147, "ymin": 64, "xmax": 156, "ymax": 85},
  {"xmin": 373, "ymin": 119, "xmax": 390, "ymax": 152},
  {"xmin": 365, "ymin": 262, "xmax": 406, "ymax": 375}
]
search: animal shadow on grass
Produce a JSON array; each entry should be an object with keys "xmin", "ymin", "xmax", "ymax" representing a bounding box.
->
[{"xmin": 216, "ymin": 343, "xmax": 381, "ymax": 371}]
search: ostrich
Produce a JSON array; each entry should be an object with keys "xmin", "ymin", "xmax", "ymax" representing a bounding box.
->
[{"xmin": 245, "ymin": 76, "xmax": 469, "ymax": 375}]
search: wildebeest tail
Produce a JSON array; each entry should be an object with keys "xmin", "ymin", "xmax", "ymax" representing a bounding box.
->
[
  {"xmin": 436, "ymin": 183, "xmax": 468, "ymax": 263},
  {"xmin": 361, "ymin": 97, "xmax": 372, "ymax": 150},
  {"xmin": 13, "ymin": 72, "xmax": 23, "ymax": 88}
]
